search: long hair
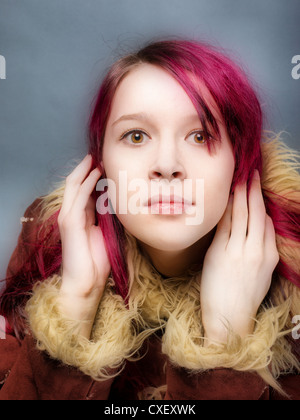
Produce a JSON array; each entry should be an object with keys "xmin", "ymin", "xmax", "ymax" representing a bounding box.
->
[
  {"xmin": 89, "ymin": 39, "xmax": 299, "ymax": 293},
  {"xmin": 1, "ymin": 39, "xmax": 299, "ymax": 338}
]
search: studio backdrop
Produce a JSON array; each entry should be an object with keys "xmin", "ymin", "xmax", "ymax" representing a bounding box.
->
[{"xmin": 0, "ymin": 0, "xmax": 299, "ymax": 280}]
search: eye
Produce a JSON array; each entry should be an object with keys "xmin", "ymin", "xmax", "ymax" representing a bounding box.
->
[
  {"xmin": 187, "ymin": 130, "xmax": 211, "ymax": 145},
  {"xmin": 120, "ymin": 129, "xmax": 149, "ymax": 145}
]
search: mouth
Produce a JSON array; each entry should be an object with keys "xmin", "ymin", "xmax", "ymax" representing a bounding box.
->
[{"xmin": 145, "ymin": 194, "xmax": 194, "ymax": 215}]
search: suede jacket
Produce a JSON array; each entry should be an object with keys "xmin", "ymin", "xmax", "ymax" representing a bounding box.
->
[
  {"xmin": 0, "ymin": 138, "xmax": 300, "ymax": 400},
  {"xmin": 0, "ymin": 197, "xmax": 299, "ymax": 400}
]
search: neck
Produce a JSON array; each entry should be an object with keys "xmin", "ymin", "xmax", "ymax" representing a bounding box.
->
[{"xmin": 137, "ymin": 229, "xmax": 215, "ymax": 278}]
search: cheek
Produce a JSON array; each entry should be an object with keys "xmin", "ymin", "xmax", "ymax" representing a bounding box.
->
[
  {"xmin": 102, "ymin": 148, "xmax": 145, "ymax": 199},
  {"xmin": 102, "ymin": 144, "xmax": 118, "ymax": 179},
  {"xmin": 102, "ymin": 143, "xmax": 142, "ymax": 182},
  {"xmin": 204, "ymin": 179, "xmax": 230, "ymax": 225},
  {"xmin": 202, "ymin": 156, "xmax": 235, "ymax": 226}
]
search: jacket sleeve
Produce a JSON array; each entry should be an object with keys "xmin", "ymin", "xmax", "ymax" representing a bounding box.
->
[
  {"xmin": 164, "ymin": 362, "xmax": 268, "ymax": 400},
  {"xmin": 161, "ymin": 297, "xmax": 300, "ymax": 400},
  {"xmin": 0, "ymin": 199, "xmax": 118, "ymax": 400},
  {"xmin": 0, "ymin": 334, "xmax": 114, "ymax": 400},
  {"xmin": 164, "ymin": 361, "xmax": 300, "ymax": 400},
  {"xmin": 5, "ymin": 198, "xmax": 43, "ymax": 279},
  {"xmin": 25, "ymin": 275, "xmax": 136, "ymax": 384}
]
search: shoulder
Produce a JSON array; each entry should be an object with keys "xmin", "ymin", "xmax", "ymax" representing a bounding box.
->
[
  {"xmin": 13, "ymin": 181, "xmax": 66, "ymax": 246},
  {"xmin": 18, "ymin": 183, "xmax": 66, "ymax": 249}
]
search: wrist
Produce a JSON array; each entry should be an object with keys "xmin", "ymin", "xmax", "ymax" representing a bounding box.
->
[
  {"xmin": 58, "ymin": 287, "xmax": 103, "ymax": 340},
  {"xmin": 203, "ymin": 313, "xmax": 255, "ymax": 346}
]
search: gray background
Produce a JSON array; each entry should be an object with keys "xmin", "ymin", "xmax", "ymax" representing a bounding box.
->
[{"xmin": 0, "ymin": 0, "xmax": 299, "ymax": 281}]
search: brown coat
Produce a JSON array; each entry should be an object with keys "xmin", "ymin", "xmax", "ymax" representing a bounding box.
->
[
  {"xmin": 0, "ymin": 199, "xmax": 299, "ymax": 400},
  {"xmin": 0, "ymin": 330, "xmax": 299, "ymax": 400}
]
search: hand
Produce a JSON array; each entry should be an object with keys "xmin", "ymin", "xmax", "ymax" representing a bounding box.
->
[
  {"xmin": 200, "ymin": 170, "xmax": 279, "ymax": 344},
  {"xmin": 57, "ymin": 155, "xmax": 111, "ymax": 338}
]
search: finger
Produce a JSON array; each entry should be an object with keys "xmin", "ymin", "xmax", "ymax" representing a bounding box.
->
[
  {"xmin": 213, "ymin": 194, "xmax": 233, "ymax": 247},
  {"xmin": 247, "ymin": 170, "xmax": 266, "ymax": 247},
  {"xmin": 66, "ymin": 154, "xmax": 94, "ymax": 185},
  {"xmin": 60, "ymin": 155, "xmax": 97, "ymax": 217},
  {"xmin": 230, "ymin": 182, "xmax": 248, "ymax": 245},
  {"xmin": 263, "ymin": 214, "xmax": 279, "ymax": 263},
  {"xmin": 70, "ymin": 167, "xmax": 102, "ymax": 217}
]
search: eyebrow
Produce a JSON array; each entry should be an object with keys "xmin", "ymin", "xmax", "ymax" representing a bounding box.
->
[
  {"xmin": 111, "ymin": 113, "xmax": 150, "ymax": 127},
  {"xmin": 111, "ymin": 112, "xmax": 203, "ymax": 127}
]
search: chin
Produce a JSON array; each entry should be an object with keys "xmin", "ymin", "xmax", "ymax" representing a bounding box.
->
[
  {"xmin": 119, "ymin": 213, "xmax": 216, "ymax": 250},
  {"xmin": 134, "ymin": 227, "xmax": 208, "ymax": 252}
]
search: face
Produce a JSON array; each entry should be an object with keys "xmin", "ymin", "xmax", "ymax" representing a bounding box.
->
[{"xmin": 102, "ymin": 64, "xmax": 235, "ymax": 252}]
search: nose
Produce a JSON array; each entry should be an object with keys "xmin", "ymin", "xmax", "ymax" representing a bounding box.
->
[{"xmin": 148, "ymin": 140, "xmax": 186, "ymax": 182}]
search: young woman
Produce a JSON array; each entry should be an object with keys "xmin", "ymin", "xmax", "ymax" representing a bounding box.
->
[{"xmin": 0, "ymin": 39, "xmax": 299, "ymax": 400}]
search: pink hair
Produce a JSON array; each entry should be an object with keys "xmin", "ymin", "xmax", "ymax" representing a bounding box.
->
[
  {"xmin": 1, "ymin": 39, "xmax": 299, "ymax": 338},
  {"xmin": 88, "ymin": 40, "xmax": 264, "ymax": 302}
]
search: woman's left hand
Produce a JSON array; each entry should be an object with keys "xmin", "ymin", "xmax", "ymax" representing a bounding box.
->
[{"xmin": 200, "ymin": 170, "xmax": 280, "ymax": 344}]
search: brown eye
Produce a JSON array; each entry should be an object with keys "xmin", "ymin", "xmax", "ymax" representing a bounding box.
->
[
  {"xmin": 120, "ymin": 129, "xmax": 150, "ymax": 145},
  {"xmin": 130, "ymin": 131, "xmax": 144, "ymax": 143},
  {"xmin": 193, "ymin": 132, "xmax": 208, "ymax": 144}
]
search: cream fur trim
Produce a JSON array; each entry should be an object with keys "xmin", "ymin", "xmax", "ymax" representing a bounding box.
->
[
  {"xmin": 162, "ymin": 299, "xmax": 298, "ymax": 392},
  {"xmin": 26, "ymin": 275, "xmax": 139, "ymax": 381},
  {"xmin": 25, "ymin": 133, "xmax": 299, "ymax": 391},
  {"xmin": 261, "ymin": 132, "xmax": 300, "ymax": 292},
  {"xmin": 26, "ymin": 233, "xmax": 299, "ymax": 391}
]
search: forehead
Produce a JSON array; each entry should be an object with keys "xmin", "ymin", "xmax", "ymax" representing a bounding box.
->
[{"xmin": 107, "ymin": 63, "xmax": 222, "ymax": 125}]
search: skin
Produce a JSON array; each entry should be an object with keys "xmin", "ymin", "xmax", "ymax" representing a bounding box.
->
[
  {"xmin": 102, "ymin": 64, "xmax": 235, "ymax": 277},
  {"xmin": 57, "ymin": 64, "xmax": 279, "ymax": 343}
]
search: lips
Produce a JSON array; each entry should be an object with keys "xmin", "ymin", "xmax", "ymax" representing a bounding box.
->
[{"xmin": 145, "ymin": 194, "xmax": 193, "ymax": 207}]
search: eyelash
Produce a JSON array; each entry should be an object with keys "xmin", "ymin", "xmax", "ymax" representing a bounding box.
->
[{"xmin": 119, "ymin": 128, "xmax": 213, "ymax": 145}]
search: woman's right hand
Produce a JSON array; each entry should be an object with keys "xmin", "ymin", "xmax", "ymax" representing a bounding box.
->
[{"xmin": 57, "ymin": 155, "xmax": 111, "ymax": 339}]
